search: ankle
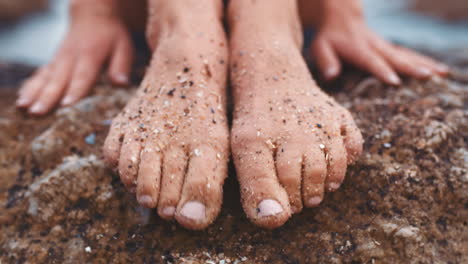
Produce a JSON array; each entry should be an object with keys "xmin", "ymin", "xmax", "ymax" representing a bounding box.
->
[
  {"xmin": 146, "ymin": 0, "xmax": 224, "ymax": 49},
  {"xmin": 228, "ymin": 0, "xmax": 303, "ymax": 49}
]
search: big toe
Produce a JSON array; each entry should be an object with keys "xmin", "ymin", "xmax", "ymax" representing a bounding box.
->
[
  {"xmin": 175, "ymin": 146, "xmax": 228, "ymax": 230},
  {"xmin": 232, "ymin": 140, "xmax": 291, "ymax": 229}
]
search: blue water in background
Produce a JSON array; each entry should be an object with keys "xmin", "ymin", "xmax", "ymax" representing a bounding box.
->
[{"xmin": 0, "ymin": 0, "xmax": 467, "ymax": 66}]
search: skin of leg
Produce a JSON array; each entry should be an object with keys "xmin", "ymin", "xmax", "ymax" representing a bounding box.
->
[
  {"xmin": 299, "ymin": 0, "xmax": 449, "ymax": 84},
  {"xmin": 103, "ymin": 0, "xmax": 229, "ymax": 230},
  {"xmin": 16, "ymin": 0, "xmax": 133, "ymax": 115},
  {"xmin": 228, "ymin": 0, "xmax": 363, "ymax": 229}
]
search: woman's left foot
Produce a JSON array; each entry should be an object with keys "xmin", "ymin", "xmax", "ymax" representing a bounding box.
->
[{"xmin": 228, "ymin": 0, "xmax": 363, "ymax": 229}]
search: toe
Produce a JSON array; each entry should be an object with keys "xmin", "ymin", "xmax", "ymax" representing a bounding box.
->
[
  {"xmin": 340, "ymin": 112, "xmax": 364, "ymax": 164},
  {"xmin": 175, "ymin": 146, "xmax": 228, "ymax": 230},
  {"xmin": 302, "ymin": 142, "xmax": 327, "ymax": 207},
  {"xmin": 232, "ymin": 139, "xmax": 291, "ymax": 229},
  {"xmin": 136, "ymin": 147, "xmax": 162, "ymax": 208},
  {"xmin": 275, "ymin": 144, "xmax": 303, "ymax": 213},
  {"xmin": 158, "ymin": 146, "xmax": 187, "ymax": 220},
  {"xmin": 324, "ymin": 137, "xmax": 348, "ymax": 192},
  {"xmin": 102, "ymin": 116, "xmax": 125, "ymax": 168},
  {"xmin": 118, "ymin": 130, "xmax": 142, "ymax": 192}
]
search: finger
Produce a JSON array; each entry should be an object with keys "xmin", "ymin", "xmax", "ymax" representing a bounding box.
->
[
  {"xmin": 61, "ymin": 53, "xmax": 107, "ymax": 106},
  {"xmin": 396, "ymin": 46, "xmax": 450, "ymax": 75},
  {"xmin": 108, "ymin": 35, "xmax": 133, "ymax": 85},
  {"xmin": 334, "ymin": 40, "xmax": 401, "ymax": 85},
  {"xmin": 29, "ymin": 59, "xmax": 74, "ymax": 114},
  {"xmin": 16, "ymin": 67, "xmax": 50, "ymax": 108},
  {"xmin": 311, "ymin": 38, "xmax": 341, "ymax": 80}
]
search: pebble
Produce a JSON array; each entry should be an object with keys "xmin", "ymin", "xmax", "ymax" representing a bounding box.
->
[{"xmin": 84, "ymin": 133, "xmax": 96, "ymax": 145}]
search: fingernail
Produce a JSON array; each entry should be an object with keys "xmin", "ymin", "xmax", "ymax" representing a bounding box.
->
[
  {"xmin": 387, "ymin": 73, "xmax": 401, "ymax": 85},
  {"xmin": 16, "ymin": 97, "xmax": 30, "ymax": 106},
  {"xmin": 257, "ymin": 199, "xmax": 283, "ymax": 217},
  {"xmin": 417, "ymin": 67, "xmax": 432, "ymax": 77},
  {"xmin": 436, "ymin": 63, "xmax": 449, "ymax": 73},
  {"xmin": 29, "ymin": 103, "xmax": 45, "ymax": 114},
  {"xmin": 180, "ymin": 201, "xmax": 206, "ymax": 221},
  {"xmin": 161, "ymin": 206, "xmax": 176, "ymax": 217},
  {"xmin": 307, "ymin": 196, "xmax": 322, "ymax": 207},
  {"xmin": 137, "ymin": 195, "xmax": 154, "ymax": 207},
  {"xmin": 61, "ymin": 96, "xmax": 74, "ymax": 106},
  {"xmin": 114, "ymin": 73, "xmax": 129, "ymax": 84},
  {"xmin": 328, "ymin": 182, "xmax": 341, "ymax": 191}
]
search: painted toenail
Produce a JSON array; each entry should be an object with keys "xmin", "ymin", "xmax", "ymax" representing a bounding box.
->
[
  {"xmin": 114, "ymin": 74, "xmax": 129, "ymax": 84},
  {"xmin": 328, "ymin": 182, "xmax": 341, "ymax": 191},
  {"xmin": 30, "ymin": 103, "xmax": 45, "ymax": 113},
  {"xmin": 307, "ymin": 196, "xmax": 322, "ymax": 207},
  {"xmin": 161, "ymin": 206, "xmax": 175, "ymax": 217},
  {"xmin": 325, "ymin": 67, "xmax": 338, "ymax": 78},
  {"xmin": 137, "ymin": 195, "xmax": 154, "ymax": 207},
  {"xmin": 257, "ymin": 199, "xmax": 283, "ymax": 217},
  {"xmin": 180, "ymin": 201, "xmax": 206, "ymax": 221},
  {"xmin": 61, "ymin": 96, "xmax": 74, "ymax": 106}
]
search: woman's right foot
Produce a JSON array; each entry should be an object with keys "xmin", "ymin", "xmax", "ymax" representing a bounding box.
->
[
  {"xmin": 228, "ymin": 0, "xmax": 363, "ymax": 229},
  {"xmin": 103, "ymin": 0, "xmax": 229, "ymax": 230}
]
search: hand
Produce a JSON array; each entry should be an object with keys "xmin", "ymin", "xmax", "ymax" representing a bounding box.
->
[
  {"xmin": 17, "ymin": 3, "xmax": 133, "ymax": 115},
  {"xmin": 310, "ymin": 0, "xmax": 449, "ymax": 85}
]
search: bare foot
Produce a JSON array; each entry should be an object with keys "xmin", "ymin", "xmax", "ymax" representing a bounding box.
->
[
  {"xmin": 228, "ymin": 0, "xmax": 363, "ymax": 228},
  {"xmin": 103, "ymin": 0, "xmax": 229, "ymax": 230}
]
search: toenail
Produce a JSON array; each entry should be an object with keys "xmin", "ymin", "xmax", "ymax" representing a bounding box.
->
[
  {"xmin": 61, "ymin": 96, "xmax": 74, "ymax": 106},
  {"xmin": 307, "ymin": 196, "xmax": 322, "ymax": 207},
  {"xmin": 257, "ymin": 199, "xmax": 283, "ymax": 217},
  {"xmin": 325, "ymin": 67, "xmax": 338, "ymax": 78},
  {"xmin": 137, "ymin": 195, "xmax": 154, "ymax": 207},
  {"xmin": 180, "ymin": 201, "xmax": 206, "ymax": 221},
  {"xmin": 30, "ymin": 103, "xmax": 45, "ymax": 113},
  {"xmin": 161, "ymin": 206, "xmax": 176, "ymax": 217},
  {"xmin": 114, "ymin": 73, "xmax": 129, "ymax": 84},
  {"xmin": 328, "ymin": 182, "xmax": 341, "ymax": 191}
]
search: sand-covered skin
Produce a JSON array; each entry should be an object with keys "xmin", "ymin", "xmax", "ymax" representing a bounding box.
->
[{"xmin": 0, "ymin": 55, "xmax": 467, "ymax": 263}]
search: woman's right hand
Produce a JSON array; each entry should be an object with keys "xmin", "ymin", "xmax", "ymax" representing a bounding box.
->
[{"xmin": 17, "ymin": 1, "xmax": 134, "ymax": 115}]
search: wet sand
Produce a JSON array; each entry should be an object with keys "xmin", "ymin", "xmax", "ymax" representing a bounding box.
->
[{"xmin": 0, "ymin": 51, "xmax": 467, "ymax": 263}]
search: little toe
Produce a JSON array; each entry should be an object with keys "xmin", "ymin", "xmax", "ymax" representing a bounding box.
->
[
  {"xmin": 302, "ymin": 144, "xmax": 327, "ymax": 207},
  {"xmin": 102, "ymin": 116, "xmax": 125, "ymax": 168},
  {"xmin": 341, "ymin": 123, "xmax": 364, "ymax": 164},
  {"xmin": 275, "ymin": 144, "xmax": 303, "ymax": 213},
  {"xmin": 175, "ymin": 146, "xmax": 228, "ymax": 230},
  {"xmin": 232, "ymin": 140, "xmax": 291, "ymax": 229},
  {"xmin": 118, "ymin": 131, "xmax": 142, "ymax": 192},
  {"xmin": 324, "ymin": 137, "xmax": 348, "ymax": 192},
  {"xmin": 158, "ymin": 146, "xmax": 188, "ymax": 220},
  {"xmin": 136, "ymin": 147, "xmax": 162, "ymax": 208}
]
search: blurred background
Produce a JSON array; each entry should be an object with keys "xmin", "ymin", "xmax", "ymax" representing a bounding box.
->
[{"xmin": 0, "ymin": 0, "xmax": 467, "ymax": 66}]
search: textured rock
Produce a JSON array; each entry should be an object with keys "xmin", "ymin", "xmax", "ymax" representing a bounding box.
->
[{"xmin": 0, "ymin": 59, "xmax": 467, "ymax": 263}]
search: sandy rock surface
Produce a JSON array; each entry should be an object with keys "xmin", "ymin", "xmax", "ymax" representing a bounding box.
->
[{"xmin": 0, "ymin": 59, "xmax": 467, "ymax": 263}]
